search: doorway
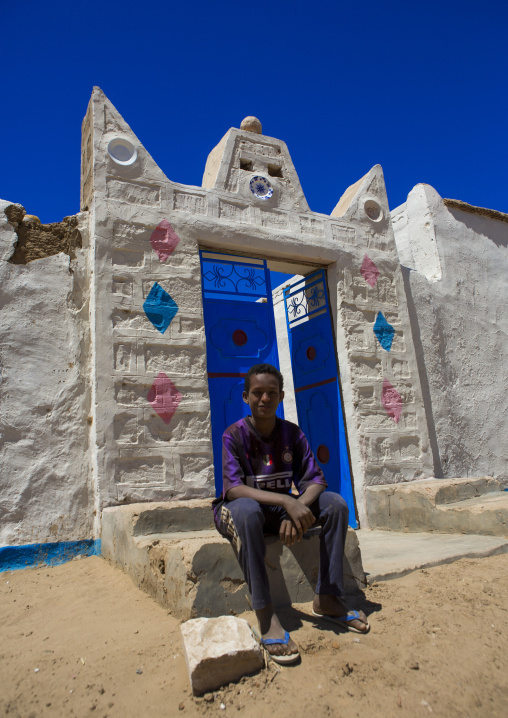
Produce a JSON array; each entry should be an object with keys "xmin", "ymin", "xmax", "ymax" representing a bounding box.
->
[{"xmin": 199, "ymin": 250, "xmax": 357, "ymax": 527}]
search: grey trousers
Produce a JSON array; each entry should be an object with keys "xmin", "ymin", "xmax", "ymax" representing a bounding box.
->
[{"xmin": 222, "ymin": 491, "xmax": 349, "ymax": 610}]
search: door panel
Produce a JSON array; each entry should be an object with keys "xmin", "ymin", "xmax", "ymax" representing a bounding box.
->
[
  {"xmin": 200, "ymin": 251, "xmax": 283, "ymax": 494},
  {"xmin": 284, "ymin": 270, "xmax": 357, "ymax": 527},
  {"xmin": 207, "ymin": 303, "xmax": 271, "ymax": 365}
]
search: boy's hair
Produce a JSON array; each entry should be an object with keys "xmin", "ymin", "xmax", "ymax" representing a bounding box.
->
[{"xmin": 244, "ymin": 364, "xmax": 284, "ymax": 393}]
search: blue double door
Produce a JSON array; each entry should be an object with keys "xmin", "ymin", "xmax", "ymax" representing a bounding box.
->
[{"xmin": 200, "ymin": 252, "xmax": 357, "ymax": 527}]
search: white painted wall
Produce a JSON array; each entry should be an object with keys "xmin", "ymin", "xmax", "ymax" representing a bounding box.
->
[
  {"xmin": 82, "ymin": 90, "xmax": 215, "ymax": 508},
  {"xmin": 392, "ymin": 185, "xmax": 508, "ymax": 479},
  {"xmin": 272, "ymin": 276, "xmax": 301, "ymax": 424},
  {"xmin": 0, "ymin": 201, "xmax": 94, "ymax": 545}
]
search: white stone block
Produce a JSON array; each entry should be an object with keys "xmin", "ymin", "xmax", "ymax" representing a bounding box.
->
[{"xmin": 180, "ymin": 616, "xmax": 263, "ymax": 695}]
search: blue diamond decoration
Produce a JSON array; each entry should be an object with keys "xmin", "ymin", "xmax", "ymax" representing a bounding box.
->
[
  {"xmin": 143, "ymin": 282, "xmax": 178, "ymax": 334},
  {"xmin": 373, "ymin": 311, "xmax": 395, "ymax": 351}
]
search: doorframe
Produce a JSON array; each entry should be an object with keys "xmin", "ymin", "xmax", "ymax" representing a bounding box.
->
[{"xmin": 198, "ymin": 243, "xmax": 358, "ymax": 520}]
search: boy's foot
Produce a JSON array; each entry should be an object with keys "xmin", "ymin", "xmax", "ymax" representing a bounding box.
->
[
  {"xmin": 255, "ymin": 603, "xmax": 299, "ymax": 663},
  {"xmin": 312, "ymin": 594, "xmax": 370, "ymax": 633}
]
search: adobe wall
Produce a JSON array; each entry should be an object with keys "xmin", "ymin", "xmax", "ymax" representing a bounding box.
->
[
  {"xmin": 392, "ymin": 185, "xmax": 508, "ymax": 479},
  {"xmin": 81, "ymin": 92, "xmax": 215, "ymax": 510},
  {"xmin": 0, "ymin": 201, "xmax": 94, "ymax": 545}
]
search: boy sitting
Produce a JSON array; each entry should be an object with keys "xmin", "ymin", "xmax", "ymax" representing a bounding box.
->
[{"xmin": 214, "ymin": 363, "xmax": 369, "ymax": 664}]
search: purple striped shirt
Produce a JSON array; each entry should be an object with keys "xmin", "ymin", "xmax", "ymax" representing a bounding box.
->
[{"xmin": 222, "ymin": 417, "xmax": 327, "ymax": 498}]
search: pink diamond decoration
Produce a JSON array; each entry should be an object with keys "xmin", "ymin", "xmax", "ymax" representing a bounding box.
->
[
  {"xmin": 147, "ymin": 372, "xmax": 182, "ymax": 424},
  {"xmin": 150, "ymin": 219, "xmax": 180, "ymax": 262},
  {"xmin": 360, "ymin": 254, "xmax": 380, "ymax": 287},
  {"xmin": 381, "ymin": 378, "xmax": 403, "ymax": 424}
]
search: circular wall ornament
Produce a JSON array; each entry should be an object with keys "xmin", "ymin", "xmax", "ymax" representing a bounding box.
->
[
  {"xmin": 364, "ymin": 199, "xmax": 383, "ymax": 222},
  {"xmin": 249, "ymin": 175, "xmax": 273, "ymax": 200},
  {"xmin": 107, "ymin": 138, "xmax": 138, "ymax": 166}
]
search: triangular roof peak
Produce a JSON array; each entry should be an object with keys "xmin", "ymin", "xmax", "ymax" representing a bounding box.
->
[
  {"xmin": 331, "ymin": 164, "xmax": 390, "ymax": 225},
  {"xmin": 202, "ymin": 118, "xmax": 310, "ymax": 213}
]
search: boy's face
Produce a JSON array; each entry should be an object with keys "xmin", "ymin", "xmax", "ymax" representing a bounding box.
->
[{"xmin": 243, "ymin": 373, "xmax": 284, "ymax": 421}]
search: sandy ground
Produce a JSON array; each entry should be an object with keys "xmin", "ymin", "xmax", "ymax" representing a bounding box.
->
[{"xmin": 1, "ymin": 552, "xmax": 508, "ymax": 718}]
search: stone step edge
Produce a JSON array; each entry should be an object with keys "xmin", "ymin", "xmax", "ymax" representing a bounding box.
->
[
  {"xmin": 103, "ymin": 521, "xmax": 366, "ymax": 619},
  {"xmin": 366, "ymin": 476, "xmax": 503, "ymax": 508},
  {"xmin": 134, "ymin": 530, "xmax": 220, "ymax": 545},
  {"xmin": 102, "ymin": 500, "xmax": 216, "ymax": 538},
  {"xmin": 105, "ymin": 503, "xmax": 341, "ymax": 539},
  {"xmin": 436, "ymin": 494, "xmax": 508, "ymax": 511},
  {"xmin": 133, "ymin": 527, "xmax": 326, "ymax": 547}
]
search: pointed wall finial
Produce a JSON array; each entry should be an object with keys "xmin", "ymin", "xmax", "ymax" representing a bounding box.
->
[{"xmin": 240, "ymin": 116, "xmax": 262, "ymax": 134}]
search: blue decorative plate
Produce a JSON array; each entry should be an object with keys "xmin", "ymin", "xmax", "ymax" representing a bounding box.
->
[{"xmin": 249, "ymin": 175, "xmax": 273, "ymax": 200}]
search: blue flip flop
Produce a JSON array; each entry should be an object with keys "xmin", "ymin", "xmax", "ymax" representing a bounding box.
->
[
  {"xmin": 312, "ymin": 609, "xmax": 370, "ymax": 634},
  {"xmin": 259, "ymin": 630, "xmax": 300, "ymax": 665}
]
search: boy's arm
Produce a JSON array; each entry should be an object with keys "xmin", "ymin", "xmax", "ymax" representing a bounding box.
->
[
  {"xmin": 226, "ymin": 483, "xmax": 288, "ymax": 506},
  {"xmin": 296, "ymin": 481, "xmax": 326, "ymax": 507},
  {"xmin": 278, "ymin": 431, "xmax": 328, "ymax": 544},
  {"xmin": 278, "ymin": 482, "xmax": 326, "ymax": 546},
  {"xmin": 294, "ymin": 432, "xmax": 327, "ymax": 499},
  {"xmin": 226, "ymin": 484, "xmax": 316, "ymax": 536}
]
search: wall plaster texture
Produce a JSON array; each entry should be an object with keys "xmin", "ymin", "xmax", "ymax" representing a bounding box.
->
[
  {"xmin": 392, "ymin": 184, "xmax": 508, "ymax": 480},
  {"xmin": 0, "ymin": 200, "xmax": 94, "ymax": 545},
  {"xmin": 81, "ymin": 90, "xmax": 214, "ymax": 510},
  {"xmin": 80, "ymin": 88, "xmax": 433, "ymax": 528}
]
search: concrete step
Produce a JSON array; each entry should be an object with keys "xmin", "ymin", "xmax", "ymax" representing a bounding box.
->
[
  {"xmin": 435, "ymin": 493, "xmax": 508, "ymax": 535},
  {"xmin": 101, "ymin": 500, "xmax": 366, "ymax": 620},
  {"xmin": 119, "ymin": 500, "xmax": 215, "ymax": 536},
  {"xmin": 366, "ymin": 477, "xmax": 508, "ymax": 535},
  {"xmin": 357, "ymin": 529, "xmax": 508, "ymax": 583},
  {"xmin": 431, "ymin": 476, "xmax": 502, "ymax": 504}
]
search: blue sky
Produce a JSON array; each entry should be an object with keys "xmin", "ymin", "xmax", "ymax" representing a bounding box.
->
[{"xmin": 1, "ymin": 0, "xmax": 506, "ymax": 224}]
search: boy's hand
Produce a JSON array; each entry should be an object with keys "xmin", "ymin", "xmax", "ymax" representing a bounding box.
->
[
  {"xmin": 283, "ymin": 499, "xmax": 315, "ymax": 540},
  {"xmin": 280, "ymin": 519, "xmax": 299, "ymax": 546}
]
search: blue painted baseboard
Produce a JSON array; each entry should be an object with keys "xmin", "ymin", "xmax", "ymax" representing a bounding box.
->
[{"xmin": 0, "ymin": 539, "xmax": 101, "ymax": 572}]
